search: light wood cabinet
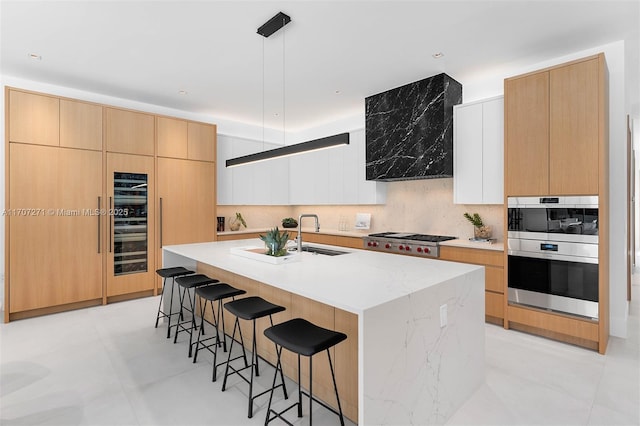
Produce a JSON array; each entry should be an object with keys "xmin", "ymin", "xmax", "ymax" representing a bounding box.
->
[
  {"xmin": 8, "ymin": 144, "xmax": 103, "ymax": 314},
  {"xmin": 157, "ymin": 116, "xmax": 188, "ymax": 158},
  {"xmin": 505, "ymin": 54, "xmax": 604, "ymax": 196},
  {"xmin": 156, "ymin": 117, "xmax": 216, "ymax": 162},
  {"xmin": 454, "ymin": 96, "xmax": 504, "ymax": 204},
  {"xmin": 505, "ymin": 71, "xmax": 549, "ymax": 196},
  {"xmin": 440, "ymin": 245, "xmax": 504, "ymax": 324},
  {"xmin": 549, "ymin": 58, "xmax": 600, "ymax": 195},
  {"xmin": 106, "ymin": 153, "xmax": 156, "ymax": 297},
  {"xmin": 157, "ymin": 118, "xmax": 216, "ymax": 162},
  {"xmin": 5, "ymin": 88, "xmax": 218, "ymax": 320},
  {"xmin": 217, "ymin": 232, "xmax": 264, "ymax": 241},
  {"xmin": 9, "ymin": 89, "xmax": 59, "ymax": 146},
  {"xmin": 503, "ymin": 53, "xmax": 609, "ymax": 353},
  {"xmin": 188, "ymin": 122, "xmax": 216, "ymax": 162},
  {"xmin": 105, "ymin": 107, "xmax": 155, "ymax": 155},
  {"xmin": 157, "ymin": 158, "xmax": 216, "ymax": 289},
  {"xmin": 60, "ymin": 99, "xmax": 103, "ymax": 151}
]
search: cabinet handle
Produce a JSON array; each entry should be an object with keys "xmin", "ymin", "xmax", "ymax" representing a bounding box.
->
[
  {"xmin": 97, "ymin": 196, "xmax": 101, "ymax": 254},
  {"xmin": 159, "ymin": 197, "xmax": 163, "ymax": 248},
  {"xmin": 108, "ymin": 196, "xmax": 113, "ymax": 253}
]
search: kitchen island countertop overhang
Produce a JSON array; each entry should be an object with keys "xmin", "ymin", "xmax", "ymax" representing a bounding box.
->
[
  {"xmin": 162, "ymin": 239, "xmax": 483, "ymax": 314},
  {"xmin": 162, "ymin": 239, "xmax": 486, "ymax": 425}
]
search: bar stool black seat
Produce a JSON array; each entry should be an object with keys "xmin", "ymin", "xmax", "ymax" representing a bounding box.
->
[
  {"xmin": 192, "ymin": 283, "xmax": 247, "ymax": 381},
  {"xmin": 173, "ymin": 274, "xmax": 218, "ymax": 357},
  {"xmin": 263, "ymin": 318, "xmax": 347, "ymax": 426},
  {"xmin": 222, "ymin": 296, "xmax": 288, "ymax": 418},
  {"xmin": 154, "ymin": 267, "xmax": 195, "ymax": 338}
]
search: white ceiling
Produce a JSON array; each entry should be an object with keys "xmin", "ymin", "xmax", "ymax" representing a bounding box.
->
[{"xmin": 1, "ymin": 0, "xmax": 638, "ymax": 132}]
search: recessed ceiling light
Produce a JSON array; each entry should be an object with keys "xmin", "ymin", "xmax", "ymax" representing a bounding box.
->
[
  {"xmin": 432, "ymin": 52, "xmax": 444, "ymax": 59},
  {"xmin": 178, "ymin": 90, "xmax": 188, "ymax": 95},
  {"xmin": 28, "ymin": 53, "xmax": 42, "ymax": 60}
]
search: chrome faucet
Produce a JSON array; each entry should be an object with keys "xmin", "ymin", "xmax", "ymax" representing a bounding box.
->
[{"xmin": 297, "ymin": 214, "xmax": 320, "ymax": 252}]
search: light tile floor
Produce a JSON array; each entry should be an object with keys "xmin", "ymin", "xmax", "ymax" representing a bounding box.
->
[{"xmin": 1, "ymin": 281, "xmax": 638, "ymax": 426}]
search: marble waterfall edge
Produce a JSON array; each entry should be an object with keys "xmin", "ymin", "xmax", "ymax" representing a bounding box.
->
[{"xmin": 361, "ymin": 268, "xmax": 485, "ymax": 425}]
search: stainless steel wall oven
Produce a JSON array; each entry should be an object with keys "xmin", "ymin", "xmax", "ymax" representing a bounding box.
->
[{"xmin": 507, "ymin": 196, "xmax": 599, "ymax": 319}]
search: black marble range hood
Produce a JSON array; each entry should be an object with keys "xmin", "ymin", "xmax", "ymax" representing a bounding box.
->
[{"xmin": 365, "ymin": 73, "xmax": 462, "ymax": 181}]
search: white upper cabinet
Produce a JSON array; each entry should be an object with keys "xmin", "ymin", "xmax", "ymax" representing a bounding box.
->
[
  {"xmin": 217, "ymin": 136, "xmax": 289, "ymax": 205},
  {"xmin": 289, "ymin": 129, "xmax": 385, "ymax": 205},
  {"xmin": 217, "ymin": 129, "xmax": 386, "ymax": 206},
  {"xmin": 216, "ymin": 135, "xmax": 233, "ymax": 205},
  {"xmin": 453, "ymin": 96, "xmax": 504, "ymax": 205}
]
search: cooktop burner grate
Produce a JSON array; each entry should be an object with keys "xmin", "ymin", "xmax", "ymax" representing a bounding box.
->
[{"xmin": 367, "ymin": 232, "xmax": 456, "ymax": 242}]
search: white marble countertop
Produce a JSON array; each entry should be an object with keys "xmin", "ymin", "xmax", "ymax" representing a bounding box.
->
[
  {"xmin": 440, "ymin": 238, "xmax": 504, "ymax": 252},
  {"xmin": 163, "ymin": 239, "xmax": 482, "ymax": 315}
]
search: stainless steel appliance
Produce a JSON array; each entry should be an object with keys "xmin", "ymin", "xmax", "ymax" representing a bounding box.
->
[
  {"xmin": 363, "ymin": 232, "xmax": 457, "ymax": 258},
  {"xmin": 507, "ymin": 196, "xmax": 599, "ymax": 319}
]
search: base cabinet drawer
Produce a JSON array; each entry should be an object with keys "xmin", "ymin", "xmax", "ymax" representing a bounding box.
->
[
  {"xmin": 485, "ymin": 291, "xmax": 504, "ymax": 319},
  {"xmin": 485, "ymin": 266, "xmax": 504, "ymax": 293}
]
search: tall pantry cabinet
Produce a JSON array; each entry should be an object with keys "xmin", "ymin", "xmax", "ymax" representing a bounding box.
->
[
  {"xmin": 4, "ymin": 87, "xmax": 217, "ymax": 322},
  {"xmin": 503, "ymin": 53, "xmax": 609, "ymax": 353},
  {"xmin": 156, "ymin": 117, "xmax": 216, "ymax": 292}
]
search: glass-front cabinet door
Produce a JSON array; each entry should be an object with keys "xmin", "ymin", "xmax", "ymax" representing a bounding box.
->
[
  {"xmin": 113, "ymin": 172, "xmax": 148, "ymax": 275},
  {"xmin": 107, "ymin": 153, "xmax": 155, "ymax": 297}
]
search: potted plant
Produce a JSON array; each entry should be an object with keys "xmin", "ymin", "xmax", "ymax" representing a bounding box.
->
[
  {"xmin": 281, "ymin": 217, "xmax": 298, "ymax": 229},
  {"xmin": 464, "ymin": 212, "xmax": 492, "ymax": 239},
  {"xmin": 259, "ymin": 227, "xmax": 290, "ymax": 257},
  {"xmin": 229, "ymin": 212, "xmax": 247, "ymax": 231}
]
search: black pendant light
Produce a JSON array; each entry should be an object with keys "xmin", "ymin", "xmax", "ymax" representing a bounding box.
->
[{"xmin": 226, "ymin": 12, "xmax": 349, "ymax": 168}]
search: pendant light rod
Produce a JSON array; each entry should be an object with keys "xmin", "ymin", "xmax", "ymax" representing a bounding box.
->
[
  {"xmin": 226, "ymin": 11, "xmax": 349, "ymax": 168},
  {"xmin": 226, "ymin": 133, "xmax": 350, "ymax": 168}
]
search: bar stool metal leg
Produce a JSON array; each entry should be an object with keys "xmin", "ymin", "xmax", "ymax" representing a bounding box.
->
[
  {"xmin": 222, "ymin": 296, "xmax": 288, "ymax": 419},
  {"xmin": 154, "ymin": 267, "xmax": 194, "ymax": 339},
  {"xmin": 263, "ymin": 318, "xmax": 347, "ymax": 426},
  {"xmin": 191, "ymin": 285, "xmax": 247, "ymax": 382},
  {"xmin": 172, "ymin": 274, "xmax": 218, "ymax": 357}
]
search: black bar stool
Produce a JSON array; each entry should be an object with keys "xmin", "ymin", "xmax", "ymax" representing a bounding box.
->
[
  {"xmin": 263, "ymin": 318, "xmax": 347, "ymax": 426},
  {"xmin": 222, "ymin": 296, "xmax": 289, "ymax": 418},
  {"xmin": 192, "ymin": 283, "xmax": 247, "ymax": 381},
  {"xmin": 154, "ymin": 267, "xmax": 195, "ymax": 338},
  {"xmin": 173, "ymin": 274, "xmax": 218, "ymax": 357}
]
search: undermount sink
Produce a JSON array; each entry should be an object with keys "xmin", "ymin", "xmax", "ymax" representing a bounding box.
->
[{"xmin": 290, "ymin": 245, "xmax": 349, "ymax": 256}]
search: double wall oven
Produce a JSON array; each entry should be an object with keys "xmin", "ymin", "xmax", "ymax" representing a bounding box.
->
[{"xmin": 507, "ymin": 196, "xmax": 599, "ymax": 319}]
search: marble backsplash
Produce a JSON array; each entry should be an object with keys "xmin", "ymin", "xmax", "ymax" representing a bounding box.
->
[{"xmin": 217, "ymin": 178, "xmax": 504, "ymax": 241}]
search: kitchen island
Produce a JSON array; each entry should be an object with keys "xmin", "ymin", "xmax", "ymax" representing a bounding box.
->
[{"xmin": 163, "ymin": 239, "xmax": 485, "ymax": 425}]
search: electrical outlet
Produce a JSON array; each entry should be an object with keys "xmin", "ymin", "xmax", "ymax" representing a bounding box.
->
[{"xmin": 440, "ymin": 304, "xmax": 447, "ymax": 328}]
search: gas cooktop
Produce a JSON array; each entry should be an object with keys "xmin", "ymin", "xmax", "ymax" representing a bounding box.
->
[
  {"xmin": 367, "ymin": 232, "xmax": 457, "ymax": 243},
  {"xmin": 363, "ymin": 232, "xmax": 457, "ymax": 257}
]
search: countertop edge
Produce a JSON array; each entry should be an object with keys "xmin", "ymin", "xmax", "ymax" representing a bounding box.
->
[{"xmin": 440, "ymin": 239, "xmax": 504, "ymax": 252}]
